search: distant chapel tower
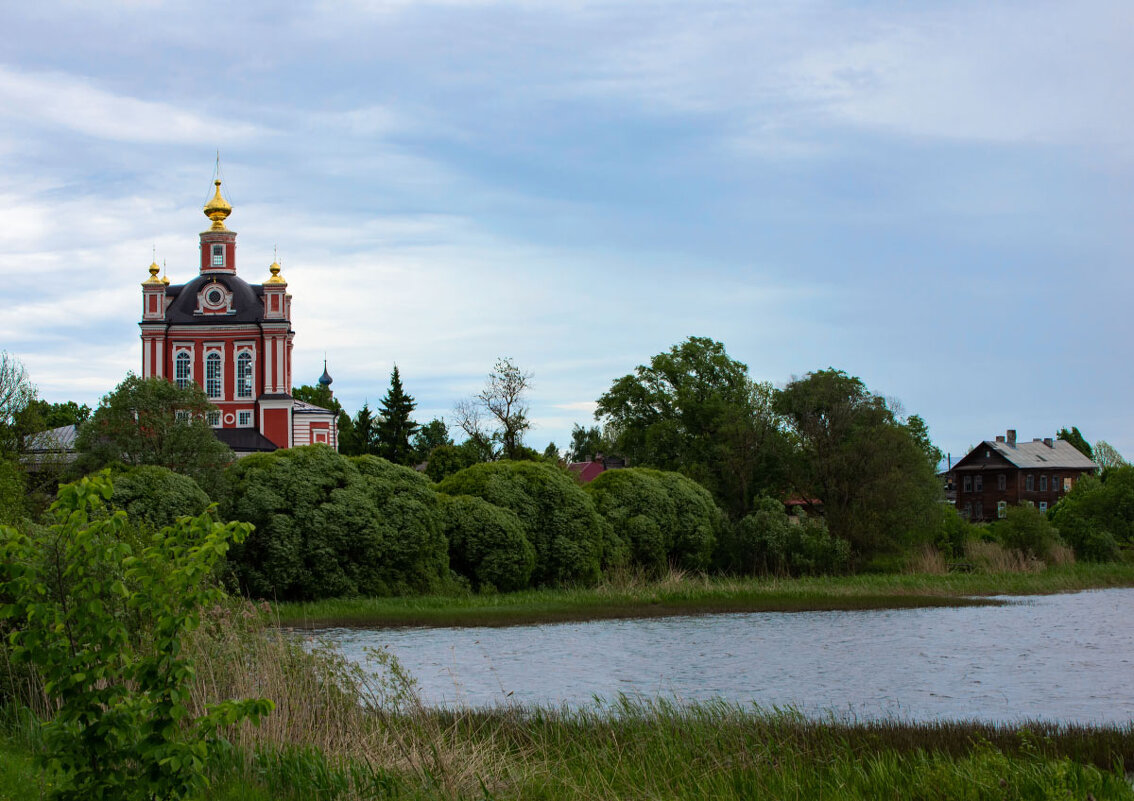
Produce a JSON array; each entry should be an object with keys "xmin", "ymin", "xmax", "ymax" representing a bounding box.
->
[{"xmin": 139, "ymin": 178, "xmax": 337, "ymax": 453}]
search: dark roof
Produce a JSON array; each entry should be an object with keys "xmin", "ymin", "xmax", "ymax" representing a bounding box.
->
[
  {"xmin": 24, "ymin": 424, "xmax": 77, "ymax": 453},
  {"xmin": 293, "ymin": 400, "xmax": 334, "ymax": 415},
  {"xmin": 214, "ymin": 428, "xmax": 278, "ymax": 453},
  {"xmin": 163, "ymin": 274, "xmax": 266, "ymax": 325},
  {"xmin": 953, "ymin": 438, "xmax": 1098, "ymax": 471}
]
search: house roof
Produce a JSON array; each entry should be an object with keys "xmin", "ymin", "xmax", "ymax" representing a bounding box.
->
[
  {"xmin": 214, "ymin": 428, "xmax": 278, "ymax": 453},
  {"xmin": 293, "ymin": 399, "xmax": 335, "ymax": 415},
  {"xmin": 955, "ymin": 438, "xmax": 1097, "ymax": 471},
  {"xmin": 24, "ymin": 424, "xmax": 77, "ymax": 453}
]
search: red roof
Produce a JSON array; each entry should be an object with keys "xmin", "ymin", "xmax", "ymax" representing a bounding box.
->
[{"xmin": 568, "ymin": 461, "xmax": 606, "ymax": 483}]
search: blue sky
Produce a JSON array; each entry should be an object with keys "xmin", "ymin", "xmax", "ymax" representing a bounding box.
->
[{"xmin": 2, "ymin": 0, "xmax": 1132, "ymax": 459}]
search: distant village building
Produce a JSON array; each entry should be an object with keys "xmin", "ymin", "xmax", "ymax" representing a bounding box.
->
[
  {"xmin": 567, "ymin": 453, "xmax": 627, "ymax": 483},
  {"xmin": 949, "ymin": 429, "xmax": 1097, "ymax": 521},
  {"xmin": 139, "ymin": 179, "xmax": 337, "ymax": 454}
]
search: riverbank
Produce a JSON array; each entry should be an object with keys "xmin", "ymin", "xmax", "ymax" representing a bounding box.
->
[
  {"xmin": 3, "ymin": 702, "xmax": 1132, "ymax": 800},
  {"xmin": 274, "ymin": 561, "xmax": 1134, "ymax": 628}
]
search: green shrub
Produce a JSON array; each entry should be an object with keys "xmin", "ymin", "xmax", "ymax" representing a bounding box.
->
[
  {"xmin": 586, "ymin": 468, "xmax": 719, "ymax": 574},
  {"xmin": 110, "ymin": 465, "xmax": 211, "ymax": 529},
  {"xmin": 221, "ymin": 446, "xmax": 448, "ymax": 600},
  {"xmin": 424, "ymin": 443, "xmax": 478, "ymax": 483},
  {"xmin": 439, "ymin": 494, "xmax": 535, "ymax": 591},
  {"xmin": 1050, "ymin": 467, "xmax": 1134, "ymax": 561},
  {"xmin": 0, "ymin": 458, "xmax": 24, "ymax": 526},
  {"xmin": 728, "ymin": 497, "xmax": 850, "ymax": 576},
  {"xmin": 436, "ymin": 460, "xmax": 616, "ymax": 586},
  {"xmin": 0, "ymin": 473, "xmax": 272, "ymax": 801},
  {"xmin": 991, "ymin": 504, "xmax": 1063, "ymax": 562}
]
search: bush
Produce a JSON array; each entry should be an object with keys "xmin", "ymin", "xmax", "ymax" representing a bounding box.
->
[
  {"xmin": 425, "ymin": 443, "xmax": 479, "ymax": 483},
  {"xmin": 991, "ymin": 504, "xmax": 1063, "ymax": 562},
  {"xmin": 110, "ymin": 465, "xmax": 211, "ymax": 529},
  {"xmin": 439, "ymin": 494, "xmax": 535, "ymax": 591},
  {"xmin": 728, "ymin": 497, "xmax": 850, "ymax": 576},
  {"xmin": 0, "ymin": 457, "xmax": 24, "ymax": 526},
  {"xmin": 221, "ymin": 446, "xmax": 449, "ymax": 600},
  {"xmin": 1050, "ymin": 467, "xmax": 1134, "ymax": 561},
  {"xmin": 585, "ymin": 468, "xmax": 719, "ymax": 574},
  {"xmin": 436, "ymin": 460, "xmax": 616, "ymax": 586}
]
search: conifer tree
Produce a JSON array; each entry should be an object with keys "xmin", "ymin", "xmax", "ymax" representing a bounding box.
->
[
  {"xmin": 347, "ymin": 402, "xmax": 377, "ymax": 456},
  {"xmin": 376, "ymin": 366, "xmax": 419, "ymax": 465}
]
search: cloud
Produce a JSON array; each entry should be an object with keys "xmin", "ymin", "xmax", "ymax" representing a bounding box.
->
[{"xmin": 0, "ymin": 65, "xmax": 263, "ymax": 144}]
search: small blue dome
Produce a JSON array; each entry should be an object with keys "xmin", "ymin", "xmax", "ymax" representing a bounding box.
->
[{"xmin": 318, "ymin": 360, "xmax": 333, "ymax": 386}]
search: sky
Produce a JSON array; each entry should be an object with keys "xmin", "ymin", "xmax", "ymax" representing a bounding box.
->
[{"xmin": 2, "ymin": 0, "xmax": 1132, "ymax": 460}]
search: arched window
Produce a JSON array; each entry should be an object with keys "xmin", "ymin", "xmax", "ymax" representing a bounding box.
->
[
  {"xmin": 175, "ymin": 352, "xmax": 191, "ymax": 389},
  {"xmin": 236, "ymin": 352, "xmax": 253, "ymax": 398},
  {"xmin": 206, "ymin": 353, "xmax": 222, "ymax": 399}
]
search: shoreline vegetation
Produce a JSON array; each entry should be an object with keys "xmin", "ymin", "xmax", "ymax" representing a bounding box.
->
[
  {"xmin": 272, "ymin": 561, "xmax": 1134, "ymax": 629},
  {"xmin": 3, "ymin": 605, "xmax": 1134, "ymax": 800}
]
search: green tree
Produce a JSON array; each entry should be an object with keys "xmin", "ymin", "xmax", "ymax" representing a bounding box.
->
[
  {"xmin": 222, "ymin": 446, "xmax": 448, "ymax": 600},
  {"xmin": 376, "ymin": 365, "xmax": 419, "ymax": 465},
  {"xmin": 585, "ymin": 468, "xmax": 721, "ymax": 574},
  {"xmin": 455, "ymin": 358, "xmax": 533, "ymax": 460},
  {"xmin": 1057, "ymin": 426, "xmax": 1093, "ymax": 460},
  {"xmin": 17, "ymin": 398, "xmax": 92, "ymax": 431},
  {"xmin": 567, "ymin": 424, "xmax": 613, "ymax": 462},
  {"xmin": 292, "ymin": 383, "xmax": 340, "ymax": 413},
  {"xmin": 110, "ymin": 465, "xmax": 211, "ymax": 529},
  {"xmin": 596, "ymin": 337, "xmax": 786, "ymax": 518},
  {"xmin": 343, "ymin": 401, "xmax": 378, "ymax": 457},
  {"xmin": 0, "ymin": 473, "xmax": 272, "ymax": 801},
  {"xmin": 412, "ymin": 417, "xmax": 453, "ymax": 463},
  {"xmin": 436, "ymin": 461, "xmax": 617, "ymax": 586},
  {"xmin": 0, "ymin": 350, "xmax": 36, "ymax": 457},
  {"xmin": 424, "ymin": 442, "xmax": 480, "ymax": 483},
  {"xmin": 774, "ymin": 368, "xmax": 942, "ymax": 557},
  {"xmin": 1092, "ymin": 440, "xmax": 1126, "ymax": 472},
  {"xmin": 74, "ymin": 375, "xmax": 232, "ymax": 494},
  {"xmin": 542, "ymin": 442, "xmax": 562, "ymax": 462},
  {"xmin": 1050, "ymin": 465, "xmax": 1134, "ymax": 561},
  {"xmin": 439, "ymin": 494, "xmax": 536, "ymax": 592}
]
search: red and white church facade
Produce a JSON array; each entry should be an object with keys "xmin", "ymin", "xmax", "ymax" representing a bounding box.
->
[{"xmin": 139, "ymin": 179, "xmax": 338, "ymax": 454}]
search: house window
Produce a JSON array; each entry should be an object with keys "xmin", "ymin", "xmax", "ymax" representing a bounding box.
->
[
  {"xmin": 236, "ymin": 352, "xmax": 253, "ymax": 398},
  {"xmin": 1039, "ymin": 501, "xmax": 1048, "ymax": 513},
  {"xmin": 997, "ymin": 474, "xmax": 1006, "ymax": 491},
  {"xmin": 963, "ymin": 475, "xmax": 972, "ymax": 492},
  {"xmin": 206, "ymin": 352, "xmax": 222, "ymax": 399},
  {"xmin": 238, "ymin": 410, "xmax": 252, "ymax": 427},
  {"xmin": 1026, "ymin": 474, "xmax": 1034, "ymax": 492},
  {"xmin": 1040, "ymin": 475, "xmax": 1048, "ymax": 492},
  {"xmin": 1052, "ymin": 475, "xmax": 1060, "ymax": 493},
  {"xmin": 212, "ymin": 244, "xmax": 225, "ymax": 267},
  {"xmin": 974, "ymin": 475, "xmax": 983, "ymax": 492},
  {"xmin": 1063, "ymin": 477, "xmax": 1072, "ymax": 492},
  {"xmin": 175, "ymin": 410, "xmax": 190, "ymax": 423},
  {"xmin": 974, "ymin": 502, "xmax": 983, "ymax": 520},
  {"xmin": 207, "ymin": 410, "xmax": 220, "ymax": 427},
  {"xmin": 997, "ymin": 501, "xmax": 1007, "ymax": 519},
  {"xmin": 175, "ymin": 352, "xmax": 191, "ymax": 389}
]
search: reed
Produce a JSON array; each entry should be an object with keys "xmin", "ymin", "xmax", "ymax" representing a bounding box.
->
[{"xmin": 274, "ymin": 562, "xmax": 1134, "ymax": 628}]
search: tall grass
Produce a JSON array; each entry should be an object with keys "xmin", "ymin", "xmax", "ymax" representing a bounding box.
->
[
  {"xmin": 274, "ymin": 561, "xmax": 1134, "ymax": 628},
  {"xmin": 3, "ymin": 602, "xmax": 1133, "ymax": 800}
]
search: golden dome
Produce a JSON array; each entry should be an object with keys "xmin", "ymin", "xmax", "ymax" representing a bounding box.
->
[
  {"xmin": 144, "ymin": 260, "xmax": 163, "ymax": 284},
  {"xmin": 203, "ymin": 179, "xmax": 232, "ymax": 231},
  {"xmin": 266, "ymin": 260, "xmax": 286, "ymax": 284}
]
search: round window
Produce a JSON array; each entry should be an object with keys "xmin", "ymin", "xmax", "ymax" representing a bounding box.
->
[{"xmin": 204, "ymin": 287, "xmax": 225, "ymax": 306}]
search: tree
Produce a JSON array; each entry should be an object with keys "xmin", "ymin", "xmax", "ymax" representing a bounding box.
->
[
  {"xmin": 454, "ymin": 358, "xmax": 533, "ymax": 461},
  {"xmin": 1057, "ymin": 426, "xmax": 1093, "ymax": 460},
  {"xmin": 439, "ymin": 494, "xmax": 535, "ymax": 592},
  {"xmin": 0, "ymin": 473, "xmax": 272, "ymax": 801},
  {"xmin": 341, "ymin": 402, "xmax": 378, "ymax": 457},
  {"xmin": 412, "ymin": 417, "xmax": 453, "ymax": 463},
  {"xmin": 375, "ymin": 365, "xmax": 419, "ymax": 465},
  {"xmin": 567, "ymin": 424, "xmax": 613, "ymax": 462},
  {"xmin": 542, "ymin": 442, "xmax": 561, "ymax": 462},
  {"xmin": 774, "ymin": 368, "xmax": 942, "ymax": 557},
  {"xmin": 292, "ymin": 383, "xmax": 340, "ymax": 413},
  {"xmin": 1050, "ymin": 465, "xmax": 1134, "ymax": 561},
  {"xmin": 17, "ymin": 398, "xmax": 92, "ymax": 431},
  {"xmin": 74, "ymin": 375, "xmax": 232, "ymax": 494},
  {"xmin": 0, "ymin": 350, "xmax": 36, "ymax": 457},
  {"xmin": 1092, "ymin": 440, "xmax": 1127, "ymax": 472},
  {"xmin": 595, "ymin": 337, "xmax": 786, "ymax": 518}
]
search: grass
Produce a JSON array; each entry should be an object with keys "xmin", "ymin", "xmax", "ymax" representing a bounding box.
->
[{"xmin": 273, "ymin": 561, "xmax": 1134, "ymax": 628}]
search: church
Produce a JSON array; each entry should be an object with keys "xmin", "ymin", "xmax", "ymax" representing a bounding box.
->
[{"xmin": 139, "ymin": 179, "xmax": 338, "ymax": 454}]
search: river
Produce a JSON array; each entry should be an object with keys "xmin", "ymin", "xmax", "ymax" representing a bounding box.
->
[{"xmin": 314, "ymin": 587, "xmax": 1134, "ymax": 723}]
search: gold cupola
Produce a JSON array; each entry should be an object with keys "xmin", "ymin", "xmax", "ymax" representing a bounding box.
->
[
  {"xmin": 203, "ymin": 179, "xmax": 233, "ymax": 231},
  {"xmin": 144, "ymin": 260, "xmax": 163, "ymax": 285},
  {"xmin": 266, "ymin": 260, "xmax": 287, "ymax": 284}
]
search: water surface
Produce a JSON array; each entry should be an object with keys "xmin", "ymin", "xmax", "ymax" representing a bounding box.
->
[{"xmin": 316, "ymin": 588, "xmax": 1134, "ymax": 723}]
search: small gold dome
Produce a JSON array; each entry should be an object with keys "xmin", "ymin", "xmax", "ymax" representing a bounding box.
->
[
  {"xmin": 144, "ymin": 260, "xmax": 163, "ymax": 284},
  {"xmin": 266, "ymin": 260, "xmax": 286, "ymax": 284},
  {"xmin": 203, "ymin": 179, "xmax": 232, "ymax": 231}
]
